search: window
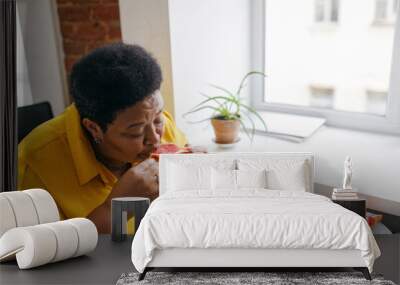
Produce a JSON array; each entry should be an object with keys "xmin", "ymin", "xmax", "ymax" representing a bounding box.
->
[
  {"xmin": 374, "ymin": 0, "xmax": 398, "ymax": 24},
  {"xmin": 309, "ymin": 85, "xmax": 334, "ymax": 109},
  {"xmin": 315, "ymin": 0, "xmax": 339, "ymax": 23},
  {"xmin": 366, "ymin": 89, "xmax": 387, "ymax": 115},
  {"xmin": 251, "ymin": 0, "xmax": 400, "ymax": 134}
]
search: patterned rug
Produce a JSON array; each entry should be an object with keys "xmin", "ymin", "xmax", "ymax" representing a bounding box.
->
[{"xmin": 116, "ymin": 271, "xmax": 395, "ymax": 285}]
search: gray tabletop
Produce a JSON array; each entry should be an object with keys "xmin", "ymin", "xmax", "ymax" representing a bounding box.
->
[{"xmin": 0, "ymin": 235, "xmax": 134, "ymax": 285}]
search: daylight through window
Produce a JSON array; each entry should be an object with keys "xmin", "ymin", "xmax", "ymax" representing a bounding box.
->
[{"xmin": 263, "ymin": 0, "xmax": 397, "ymax": 116}]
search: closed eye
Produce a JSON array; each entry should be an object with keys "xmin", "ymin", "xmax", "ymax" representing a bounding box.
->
[{"xmin": 124, "ymin": 133, "xmax": 144, "ymax": 139}]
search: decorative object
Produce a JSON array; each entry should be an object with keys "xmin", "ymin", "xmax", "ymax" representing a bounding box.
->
[
  {"xmin": 343, "ymin": 156, "xmax": 353, "ymax": 190},
  {"xmin": 117, "ymin": 271, "xmax": 394, "ymax": 285},
  {"xmin": 183, "ymin": 72, "xmax": 268, "ymax": 144},
  {"xmin": 0, "ymin": 189, "xmax": 59, "ymax": 236},
  {"xmin": 332, "ymin": 188, "xmax": 359, "ymax": 200},
  {"xmin": 0, "ymin": 218, "xmax": 97, "ymax": 269},
  {"xmin": 332, "ymin": 156, "xmax": 359, "ymax": 200},
  {"xmin": 0, "ymin": 189, "xmax": 98, "ymax": 269},
  {"xmin": 111, "ymin": 197, "xmax": 150, "ymax": 242},
  {"xmin": 367, "ymin": 212, "xmax": 383, "ymax": 227}
]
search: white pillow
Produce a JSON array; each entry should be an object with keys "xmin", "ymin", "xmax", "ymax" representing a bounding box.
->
[
  {"xmin": 212, "ymin": 168, "xmax": 236, "ymax": 191},
  {"xmin": 238, "ymin": 159, "xmax": 309, "ymax": 192},
  {"xmin": 236, "ymin": 169, "xmax": 268, "ymax": 189},
  {"xmin": 167, "ymin": 163, "xmax": 212, "ymax": 191},
  {"xmin": 266, "ymin": 163, "xmax": 307, "ymax": 191}
]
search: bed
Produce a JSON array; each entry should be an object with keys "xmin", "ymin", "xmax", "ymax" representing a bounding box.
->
[{"xmin": 131, "ymin": 153, "xmax": 380, "ymax": 281}]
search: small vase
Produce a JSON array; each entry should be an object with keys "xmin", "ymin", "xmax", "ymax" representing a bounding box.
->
[{"xmin": 211, "ymin": 118, "xmax": 240, "ymax": 144}]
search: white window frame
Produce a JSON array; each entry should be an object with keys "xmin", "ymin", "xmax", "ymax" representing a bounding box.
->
[
  {"xmin": 315, "ymin": 0, "xmax": 339, "ymax": 23},
  {"xmin": 251, "ymin": 0, "xmax": 400, "ymax": 135},
  {"xmin": 374, "ymin": 0, "xmax": 398, "ymax": 24}
]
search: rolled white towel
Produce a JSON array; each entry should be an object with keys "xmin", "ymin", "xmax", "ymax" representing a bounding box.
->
[
  {"xmin": 0, "ymin": 196, "xmax": 17, "ymax": 237},
  {"xmin": 23, "ymin": 189, "xmax": 59, "ymax": 224},
  {"xmin": 0, "ymin": 225, "xmax": 57, "ymax": 268},
  {"xmin": 66, "ymin": 218, "xmax": 98, "ymax": 257},
  {"xmin": 0, "ymin": 189, "xmax": 59, "ymax": 238},
  {"xmin": 0, "ymin": 192, "xmax": 39, "ymax": 227},
  {"xmin": 0, "ymin": 219, "xmax": 98, "ymax": 269},
  {"xmin": 42, "ymin": 221, "xmax": 79, "ymax": 262}
]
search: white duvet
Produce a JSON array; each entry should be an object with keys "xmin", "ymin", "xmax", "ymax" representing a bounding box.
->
[{"xmin": 131, "ymin": 190, "xmax": 380, "ymax": 273}]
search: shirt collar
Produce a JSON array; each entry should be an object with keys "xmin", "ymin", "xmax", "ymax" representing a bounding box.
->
[{"xmin": 65, "ymin": 104, "xmax": 114, "ymax": 186}]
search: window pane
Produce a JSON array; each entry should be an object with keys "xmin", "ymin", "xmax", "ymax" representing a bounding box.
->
[
  {"xmin": 310, "ymin": 85, "xmax": 335, "ymax": 108},
  {"xmin": 331, "ymin": 0, "xmax": 339, "ymax": 22},
  {"xmin": 315, "ymin": 0, "xmax": 325, "ymax": 22},
  {"xmin": 375, "ymin": 0, "xmax": 388, "ymax": 20},
  {"xmin": 366, "ymin": 90, "xmax": 387, "ymax": 115},
  {"xmin": 264, "ymin": 0, "xmax": 396, "ymax": 116}
]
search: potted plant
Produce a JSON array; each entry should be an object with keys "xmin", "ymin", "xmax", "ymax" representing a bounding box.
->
[{"xmin": 183, "ymin": 71, "xmax": 268, "ymax": 144}]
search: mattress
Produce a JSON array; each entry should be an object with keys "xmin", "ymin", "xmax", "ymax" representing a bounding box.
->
[{"xmin": 131, "ymin": 190, "xmax": 380, "ymax": 273}]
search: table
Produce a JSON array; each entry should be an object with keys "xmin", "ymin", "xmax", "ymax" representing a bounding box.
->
[
  {"xmin": 332, "ymin": 198, "xmax": 366, "ymax": 218},
  {"xmin": 0, "ymin": 235, "xmax": 134, "ymax": 285}
]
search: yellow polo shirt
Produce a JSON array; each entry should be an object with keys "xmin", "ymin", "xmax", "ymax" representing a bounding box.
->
[{"xmin": 18, "ymin": 104, "xmax": 187, "ymax": 219}]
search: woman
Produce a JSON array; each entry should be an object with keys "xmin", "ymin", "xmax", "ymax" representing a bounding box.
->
[{"xmin": 18, "ymin": 43, "xmax": 188, "ymax": 233}]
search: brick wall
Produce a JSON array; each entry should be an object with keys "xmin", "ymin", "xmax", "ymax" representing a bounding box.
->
[{"xmin": 56, "ymin": 0, "xmax": 122, "ymax": 74}]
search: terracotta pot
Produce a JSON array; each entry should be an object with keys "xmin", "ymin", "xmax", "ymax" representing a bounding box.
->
[{"xmin": 211, "ymin": 118, "xmax": 240, "ymax": 144}]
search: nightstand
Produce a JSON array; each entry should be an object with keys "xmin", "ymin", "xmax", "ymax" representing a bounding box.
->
[{"xmin": 332, "ymin": 198, "xmax": 366, "ymax": 218}]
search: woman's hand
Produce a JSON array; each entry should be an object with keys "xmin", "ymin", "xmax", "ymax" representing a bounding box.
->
[
  {"xmin": 110, "ymin": 158, "xmax": 159, "ymax": 201},
  {"xmin": 88, "ymin": 159, "xmax": 159, "ymax": 233}
]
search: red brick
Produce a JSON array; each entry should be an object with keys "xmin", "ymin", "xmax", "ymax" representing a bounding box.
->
[
  {"xmin": 101, "ymin": 0, "xmax": 119, "ymax": 4},
  {"xmin": 60, "ymin": 23, "xmax": 75, "ymax": 38},
  {"xmin": 58, "ymin": 6, "xmax": 91, "ymax": 22},
  {"xmin": 65, "ymin": 56, "xmax": 80, "ymax": 73},
  {"xmin": 56, "ymin": 0, "xmax": 122, "ymax": 75},
  {"xmin": 107, "ymin": 24, "xmax": 121, "ymax": 40},
  {"xmin": 92, "ymin": 5, "xmax": 120, "ymax": 21},
  {"xmin": 74, "ymin": 22, "xmax": 107, "ymax": 40},
  {"xmin": 64, "ymin": 40, "xmax": 87, "ymax": 55},
  {"xmin": 86, "ymin": 41, "xmax": 107, "ymax": 52}
]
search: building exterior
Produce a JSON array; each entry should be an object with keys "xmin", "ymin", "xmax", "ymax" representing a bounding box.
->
[{"xmin": 264, "ymin": 0, "xmax": 398, "ymax": 115}]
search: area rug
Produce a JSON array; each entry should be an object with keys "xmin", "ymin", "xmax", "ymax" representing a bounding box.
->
[{"xmin": 116, "ymin": 271, "xmax": 395, "ymax": 285}]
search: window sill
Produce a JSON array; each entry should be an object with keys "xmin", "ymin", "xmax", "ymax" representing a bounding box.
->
[
  {"xmin": 371, "ymin": 20, "xmax": 396, "ymax": 27},
  {"xmin": 252, "ymin": 111, "xmax": 326, "ymax": 142}
]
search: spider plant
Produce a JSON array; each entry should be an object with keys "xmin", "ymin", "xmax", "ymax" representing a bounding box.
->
[{"xmin": 183, "ymin": 71, "xmax": 268, "ymax": 143}]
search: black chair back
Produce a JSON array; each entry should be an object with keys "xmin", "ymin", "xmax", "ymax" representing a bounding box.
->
[{"xmin": 18, "ymin": 102, "xmax": 54, "ymax": 143}]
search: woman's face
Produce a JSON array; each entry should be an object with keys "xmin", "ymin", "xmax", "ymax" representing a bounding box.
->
[{"xmin": 97, "ymin": 91, "xmax": 165, "ymax": 164}]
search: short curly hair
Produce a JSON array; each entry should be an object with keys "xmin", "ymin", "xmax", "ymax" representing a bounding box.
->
[{"xmin": 70, "ymin": 43, "xmax": 162, "ymax": 131}]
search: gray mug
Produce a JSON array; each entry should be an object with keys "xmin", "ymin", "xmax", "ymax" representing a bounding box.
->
[{"xmin": 111, "ymin": 197, "xmax": 150, "ymax": 242}]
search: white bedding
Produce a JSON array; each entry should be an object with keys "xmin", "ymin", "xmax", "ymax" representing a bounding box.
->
[{"xmin": 131, "ymin": 190, "xmax": 380, "ymax": 273}]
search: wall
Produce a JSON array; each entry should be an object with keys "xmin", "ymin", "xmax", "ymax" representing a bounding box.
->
[
  {"xmin": 188, "ymin": 124, "xmax": 400, "ymax": 211},
  {"xmin": 119, "ymin": 0, "xmax": 175, "ymax": 116},
  {"xmin": 56, "ymin": 0, "xmax": 122, "ymax": 74},
  {"xmin": 168, "ymin": 0, "xmax": 252, "ymax": 129},
  {"xmin": 259, "ymin": 127, "xmax": 400, "ymax": 205},
  {"xmin": 17, "ymin": 0, "xmax": 66, "ymax": 115},
  {"xmin": 119, "ymin": 0, "xmax": 251, "ymax": 119}
]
